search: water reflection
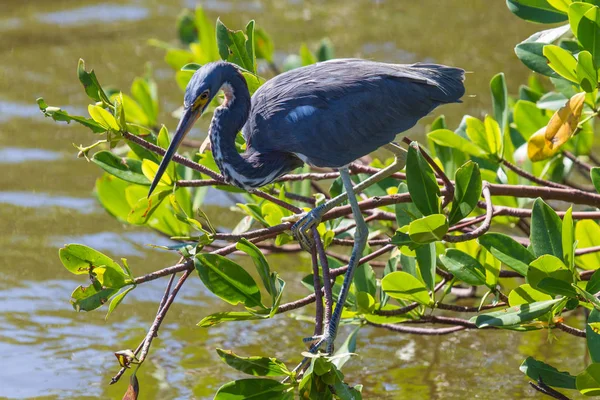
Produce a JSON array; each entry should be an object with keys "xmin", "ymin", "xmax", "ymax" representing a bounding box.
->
[
  {"xmin": 0, "ymin": 147, "xmax": 61, "ymax": 163},
  {"xmin": 0, "ymin": 191, "xmax": 97, "ymax": 213},
  {"xmin": 37, "ymin": 4, "xmax": 149, "ymax": 25}
]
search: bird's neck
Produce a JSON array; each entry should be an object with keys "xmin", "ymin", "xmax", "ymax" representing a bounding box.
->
[{"xmin": 209, "ymin": 76, "xmax": 301, "ymax": 189}]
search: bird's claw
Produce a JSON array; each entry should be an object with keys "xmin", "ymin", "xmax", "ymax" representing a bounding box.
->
[
  {"xmin": 302, "ymin": 333, "xmax": 331, "ymax": 354},
  {"xmin": 291, "ymin": 208, "xmax": 325, "ymax": 251}
]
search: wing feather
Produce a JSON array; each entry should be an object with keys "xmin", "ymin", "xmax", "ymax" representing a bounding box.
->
[{"xmin": 243, "ymin": 59, "xmax": 464, "ymax": 167}]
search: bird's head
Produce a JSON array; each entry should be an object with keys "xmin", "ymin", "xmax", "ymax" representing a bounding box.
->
[
  {"xmin": 147, "ymin": 63, "xmax": 225, "ymax": 197},
  {"xmin": 147, "ymin": 62, "xmax": 244, "ymax": 197},
  {"xmin": 178, "ymin": 63, "xmax": 227, "ymax": 137}
]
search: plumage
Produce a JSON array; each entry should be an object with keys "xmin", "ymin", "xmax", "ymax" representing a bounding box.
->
[{"xmin": 244, "ymin": 58, "xmax": 465, "ymax": 169}]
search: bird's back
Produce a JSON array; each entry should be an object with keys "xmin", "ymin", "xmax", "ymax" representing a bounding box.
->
[{"xmin": 243, "ymin": 59, "xmax": 465, "ymax": 168}]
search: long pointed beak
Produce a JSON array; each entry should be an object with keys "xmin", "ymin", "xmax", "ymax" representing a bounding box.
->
[{"xmin": 148, "ymin": 106, "xmax": 200, "ymax": 197}]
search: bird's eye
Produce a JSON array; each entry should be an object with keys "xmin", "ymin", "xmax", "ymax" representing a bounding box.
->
[{"xmin": 200, "ymin": 91, "xmax": 209, "ymax": 100}]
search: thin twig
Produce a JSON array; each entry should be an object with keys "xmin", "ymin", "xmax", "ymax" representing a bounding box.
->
[
  {"xmin": 501, "ymin": 158, "xmax": 570, "ymax": 189},
  {"xmin": 555, "ymin": 322, "xmax": 586, "ymax": 337},
  {"xmin": 138, "ymin": 270, "xmax": 192, "ymax": 363},
  {"xmin": 564, "ymin": 150, "xmax": 593, "ymax": 173},
  {"xmin": 529, "ymin": 377, "xmax": 572, "ymax": 400},
  {"xmin": 367, "ymin": 321, "xmax": 467, "ymax": 335},
  {"xmin": 444, "ymin": 183, "xmax": 493, "ymax": 242}
]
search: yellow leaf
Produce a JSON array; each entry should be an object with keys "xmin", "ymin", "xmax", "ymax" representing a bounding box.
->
[
  {"xmin": 87, "ymin": 104, "xmax": 120, "ymax": 131},
  {"xmin": 141, "ymin": 159, "xmax": 172, "ymax": 186},
  {"xmin": 527, "ymin": 92, "xmax": 585, "ymax": 161}
]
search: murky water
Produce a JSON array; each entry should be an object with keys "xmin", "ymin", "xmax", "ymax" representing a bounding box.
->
[{"xmin": 0, "ymin": 1, "xmax": 587, "ymax": 398}]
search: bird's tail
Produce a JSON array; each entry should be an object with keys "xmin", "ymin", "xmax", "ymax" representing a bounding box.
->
[{"xmin": 410, "ymin": 63, "xmax": 466, "ymax": 104}]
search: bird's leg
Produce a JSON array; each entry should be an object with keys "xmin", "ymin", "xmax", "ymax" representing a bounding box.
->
[
  {"xmin": 290, "ymin": 142, "xmax": 407, "ymax": 250},
  {"xmin": 325, "ymin": 167, "xmax": 368, "ymax": 354}
]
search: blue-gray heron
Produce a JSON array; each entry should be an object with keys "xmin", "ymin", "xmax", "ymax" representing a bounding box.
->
[{"xmin": 148, "ymin": 59, "xmax": 465, "ymax": 353}]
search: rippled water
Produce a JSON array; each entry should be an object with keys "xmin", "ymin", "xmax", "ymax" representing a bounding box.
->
[{"xmin": 0, "ymin": 1, "xmax": 588, "ymax": 399}]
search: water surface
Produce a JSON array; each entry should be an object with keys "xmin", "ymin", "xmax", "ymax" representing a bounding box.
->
[{"xmin": 0, "ymin": 1, "xmax": 586, "ymax": 398}]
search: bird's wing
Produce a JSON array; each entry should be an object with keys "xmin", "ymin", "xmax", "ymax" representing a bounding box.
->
[{"xmin": 243, "ymin": 59, "xmax": 464, "ymax": 168}]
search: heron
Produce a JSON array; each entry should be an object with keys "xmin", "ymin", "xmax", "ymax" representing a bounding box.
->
[{"xmin": 148, "ymin": 58, "xmax": 465, "ymax": 353}]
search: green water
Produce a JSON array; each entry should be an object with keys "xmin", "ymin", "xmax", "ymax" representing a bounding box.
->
[{"xmin": 0, "ymin": 1, "xmax": 587, "ymax": 398}]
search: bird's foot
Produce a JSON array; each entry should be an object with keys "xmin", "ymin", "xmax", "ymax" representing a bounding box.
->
[
  {"xmin": 302, "ymin": 332, "xmax": 332, "ymax": 355},
  {"xmin": 290, "ymin": 206, "xmax": 326, "ymax": 251}
]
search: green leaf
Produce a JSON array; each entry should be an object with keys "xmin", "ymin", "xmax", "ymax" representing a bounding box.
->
[
  {"xmin": 591, "ymin": 167, "xmax": 600, "ymax": 193},
  {"xmin": 507, "ymin": 0, "xmax": 568, "ymax": 23},
  {"xmin": 95, "ymin": 174, "xmax": 131, "ymax": 222},
  {"xmin": 514, "ymin": 100, "xmax": 552, "ymax": 139},
  {"xmin": 528, "ymin": 255, "xmax": 576, "ymax": 297},
  {"xmin": 578, "ymin": 7, "xmax": 600, "ymax": 68},
  {"xmin": 588, "ymin": 309, "xmax": 600, "ymax": 363},
  {"xmin": 214, "ymin": 379, "xmax": 292, "ymax": 400},
  {"xmin": 520, "ymin": 357, "xmax": 577, "ymax": 389},
  {"xmin": 59, "ymin": 243, "xmax": 125, "ymax": 278},
  {"xmin": 195, "ymin": 254, "xmax": 264, "ymax": 309},
  {"xmin": 569, "ymin": 2, "xmax": 595, "ymax": 34},
  {"xmin": 543, "ymin": 44, "xmax": 579, "ymax": 83},
  {"xmin": 577, "ymin": 364, "xmax": 600, "ymax": 396},
  {"xmin": 254, "ymin": 27, "xmax": 274, "ymax": 62},
  {"xmin": 576, "ymin": 220, "xmax": 600, "ymax": 270},
  {"xmin": 91, "ymin": 151, "xmax": 149, "ymax": 185},
  {"xmin": 490, "ymin": 73, "xmax": 509, "ymax": 136},
  {"xmin": 37, "ymin": 98, "xmax": 105, "ymax": 133},
  {"xmin": 216, "ymin": 18, "xmax": 257, "ymax": 74},
  {"xmin": 514, "ymin": 24, "xmax": 570, "ymax": 77},
  {"xmin": 394, "ymin": 182, "xmax": 423, "ymax": 227},
  {"xmin": 331, "ymin": 325, "xmax": 361, "ymax": 370},
  {"xmin": 88, "ymin": 105, "xmax": 120, "ymax": 131},
  {"xmin": 577, "ymin": 51, "xmax": 598, "ymax": 93},
  {"xmin": 563, "ymin": 207, "xmax": 575, "ymax": 270},
  {"xmin": 408, "ymin": 214, "xmax": 448, "ymax": 244},
  {"xmin": 531, "ymin": 198, "xmax": 563, "ymax": 259},
  {"xmin": 471, "ymin": 299, "xmax": 562, "ymax": 328},
  {"xmin": 381, "ymin": 271, "xmax": 431, "ymax": 306},
  {"xmin": 588, "ymin": 270, "xmax": 600, "ymax": 296},
  {"xmin": 353, "ymin": 262, "xmax": 377, "ymax": 298},
  {"xmin": 415, "ymin": 243, "xmax": 436, "ymax": 291},
  {"xmin": 573, "ymin": 284, "xmax": 600, "ymax": 311},
  {"xmin": 478, "ymin": 233, "xmax": 534, "ymax": 276},
  {"xmin": 70, "ymin": 284, "xmax": 119, "ymax": 312},
  {"xmin": 77, "ymin": 59, "xmax": 110, "ymax": 104},
  {"xmin": 197, "ymin": 311, "xmax": 263, "ymax": 327},
  {"xmin": 516, "ymin": 42, "xmax": 557, "ymax": 77},
  {"xmin": 176, "ymin": 9, "xmax": 197, "ymax": 45},
  {"xmin": 195, "ymin": 7, "xmax": 220, "ymax": 63},
  {"xmin": 131, "ymin": 76, "xmax": 158, "ymax": 126},
  {"xmin": 427, "ymin": 129, "xmax": 488, "ymax": 158},
  {"xmin": 299, "ymin": 43, "xmax": 317, "ymax": 66},
  {"xmin": 235, "ymin": 238, "xmax": 276, "ymax": 294},
  {"xmin": 485, "ymin": 116, "xmax": 504, "ymax": 158},
  {"xmin": 105, "ymin": 286, "xmax": 135, "ymax": 320},
  {"xmin": 547, "ymin": 0, "xmax": 572, "ymax": 13},
  {"xmin": 236, "ymin": 238, "xmax": 278, "ymax": 301},
  {"xmin": 440, "ymin": 249, "xmax": 488, "ymax": 287},
  {"xmin": 127, "ymin": 189, "xmax": 170, "ymax": 225},
  {"xmin": 406, "ymin": 142, "xmax": 440, "ymax": 216},
  {"xmin": 448, "ymin": 161, "xmax": 482, "ymax": 225},
  {"xmin": 465, "ymin": 116, "xmax": 493, "ymax": 155},
  {"xmin": 216, "ymin": 349, "xmax": 291, "ymax": 377},
  {"xmin": 509, "ymin": 284, "xmax": 553, "ymax": 306}
]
